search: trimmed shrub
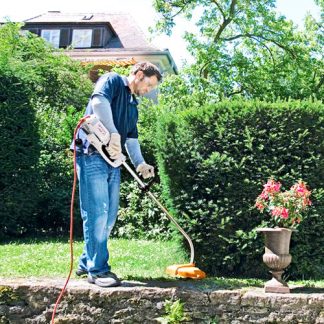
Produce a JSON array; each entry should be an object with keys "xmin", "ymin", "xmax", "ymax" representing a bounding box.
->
[
  {"xmin": 0, "ymin": 75, "xmax": 40, "ymax": 235},
  {"xmin": 0, "ymin": 22, "xmax": 92, "ymax": 237},
  {"xmin": 155, "ymin": 100, "xmax": 324, "ymax": 279}
]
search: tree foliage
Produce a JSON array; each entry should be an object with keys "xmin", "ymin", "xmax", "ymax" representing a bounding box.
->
[{"xmin": 153, "ymin": 0, "xmax": 323, "ymax": 101}]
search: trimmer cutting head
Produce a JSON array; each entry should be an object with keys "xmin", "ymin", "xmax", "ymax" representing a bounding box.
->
[{"xmin": 166, "ymin": 263, "xmax": 206, "ymax": 279}]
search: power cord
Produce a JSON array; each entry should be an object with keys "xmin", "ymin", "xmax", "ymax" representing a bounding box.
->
[{"xmin": 51, "ymin": 116, "xmax": 90, "ymax": 324}]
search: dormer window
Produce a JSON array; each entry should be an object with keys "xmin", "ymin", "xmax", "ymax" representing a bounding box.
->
[
  {"xmin": 41, "ymin": 29, "xmax": 60, "ymax": 48},
  {"xmin": 72, "ymin": 29, "xmax": 93, "ymax": 48},
  {"xmin": 27, "ymin": 24, "xmax": 112, "ymax": 49}
]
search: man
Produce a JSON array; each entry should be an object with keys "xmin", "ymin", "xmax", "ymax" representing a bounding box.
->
[{"xmin": 72, "ymin": 62, "xmax": 162, "ymax": 287}]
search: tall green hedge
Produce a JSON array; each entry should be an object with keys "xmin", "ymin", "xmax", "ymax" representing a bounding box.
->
[
  {"xmin": 155, "ymin": 100, "xmax": 324, "ymax": 279},
  {"xmin": 0, "ymin": 23, "xmax": 92, "ymax": 237},
  {"xmin": 0, "ymin": 74, "xmax": 40, "ymax": 235}
]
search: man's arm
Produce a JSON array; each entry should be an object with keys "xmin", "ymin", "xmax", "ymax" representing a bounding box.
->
[
  {"xmin": 126, "ymin": 138, "xmax": 154, "ymax": 179},
  {"xmin": 125, "ymin": 138, "xmax": 145, "ymax": 168},
  {"xmin": 92, "ymin": 95, "xmax": 121, "ymax": 159},
  {"xmin": 92, "ymin": 95, "xmax": 118, "ymax": 133}
]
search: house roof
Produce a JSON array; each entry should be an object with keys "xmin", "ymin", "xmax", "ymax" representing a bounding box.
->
[
  {"xmin": 23, "ymin": 11, "xmax": 159, "ymax": 51},
  {"xmin": 18, "ymin": 11, "xmax": 178, "ymax": 74}
]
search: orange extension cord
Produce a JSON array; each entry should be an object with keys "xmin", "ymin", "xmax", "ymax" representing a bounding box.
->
[{"xmin": 51, "ymin": 116, "xmax": 90, "ymax": 324}]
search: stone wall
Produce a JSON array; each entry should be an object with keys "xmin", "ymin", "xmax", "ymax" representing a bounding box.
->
[{"xmin": 0, "ymin": 278, "xmax": 323, "ymax": 323}]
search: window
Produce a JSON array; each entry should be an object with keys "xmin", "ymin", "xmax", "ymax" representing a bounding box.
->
[
  {"xmin": 92, "ymin": 28, "xmax": 103, "ymax": 47},
  {"xmin": 59, "ymin": 29, "xmax": 70, "ymax": 48},
  {"xmin": 72, "ymin": 29, "xmax": 93, "ymax": 48},
  {"xmin": 41, "ymin": 29, "xmax": 60, "ymax": 48}
]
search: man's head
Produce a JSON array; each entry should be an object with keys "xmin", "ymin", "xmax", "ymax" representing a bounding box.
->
[{"xmin": 128, "ymin": 62, "xmax": 162, "ymax": 96}]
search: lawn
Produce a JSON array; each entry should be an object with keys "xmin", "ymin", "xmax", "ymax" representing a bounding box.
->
[
  {"xmin": 0, "ymin": 237, "xmax": 323, "ymax": 290},
  {"xmin": 0, "ymin": 237, "xmax": 187, "ymax": 279}
]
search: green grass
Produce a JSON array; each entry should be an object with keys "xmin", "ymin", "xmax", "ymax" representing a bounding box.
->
[
  {"xmin": 0, "ymin": 237, "xmax": 188, "ymax": 279},
  {"xmin": 0, "ymin": 238, "xmax": 323, "ymax": 291}
]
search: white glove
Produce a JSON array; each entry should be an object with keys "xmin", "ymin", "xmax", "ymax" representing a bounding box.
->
[
  {"xmin": 136, "ymin": 162, "xmax": 155, "ymax": 179},
  {"xmin": 108, "ymin": 133, "xmax": 122, "ymax": 159}
]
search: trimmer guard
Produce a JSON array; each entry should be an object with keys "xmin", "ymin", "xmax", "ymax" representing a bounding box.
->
[{"xmin": 165, "ymin": 263, "xmax": 206, "ymax": 279}]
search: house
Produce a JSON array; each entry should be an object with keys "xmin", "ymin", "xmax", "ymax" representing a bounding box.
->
[{"xmin": 21, "ymin": 11, "xmax": 178, "ymax": 83}]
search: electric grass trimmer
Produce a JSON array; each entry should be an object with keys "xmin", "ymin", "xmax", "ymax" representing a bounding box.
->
[{"xmin": 80, "ymin": 114, "xmax": 206, "ymax": 279}]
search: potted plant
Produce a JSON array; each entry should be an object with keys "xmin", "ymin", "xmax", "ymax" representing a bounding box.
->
[{"xmin": 255, "ymin": 179, "xmax": 312, "ymax": 293}]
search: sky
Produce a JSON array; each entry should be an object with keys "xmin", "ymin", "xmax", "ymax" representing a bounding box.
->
[{"xmin": 0, "ymin": 0, "xmax": 321, "ymax": 68}]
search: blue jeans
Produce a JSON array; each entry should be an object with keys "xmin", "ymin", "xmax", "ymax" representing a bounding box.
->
[{"xmin": 76, "ymin": 152, "xmax": 120, "ymax": 275}]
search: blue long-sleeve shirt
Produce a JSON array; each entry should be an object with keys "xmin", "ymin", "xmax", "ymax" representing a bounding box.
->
[
  {"xmin": 71, "ymin": 72, "xmax": 139, "ymax": 154},
  {"xmin": 92, "ymin": 94, "xmax": 145, "ymax": 168}
]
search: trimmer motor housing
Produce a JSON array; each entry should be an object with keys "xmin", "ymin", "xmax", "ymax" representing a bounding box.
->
[{"xmin": 79, "ymin": 115, "xmax": 125, "ymax": 168}]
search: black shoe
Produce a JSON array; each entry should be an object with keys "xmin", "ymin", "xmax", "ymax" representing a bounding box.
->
[
  {"xmin": 88, "ymin": 271, "xmax": 121, "ymax": 287},
  {"xmin": 76, "ymin": 268, "xmax": 88, "ymax": 276}
]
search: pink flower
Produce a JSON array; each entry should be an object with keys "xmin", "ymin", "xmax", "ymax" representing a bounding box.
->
[
  {"xmin": 255, "ymin": 179, "xmax": 311, "ymax": 228},
  {"xmin": 271, "ymin": 207, "xmax": 288, "ymax": 219},
  {"xmin": 259, "ymin": 191, "xmax": 268, "ymax": 200},
  {"xmin": 302, "ymin": 197, "xmax": 312, "ymax": 207},
  {"xmin": 281, "ymin": 208, "xmax": 289, "ymax": 219},
  {"xmin": 291, "ymin": 181, "xmax": 311, "ymax": 198},
  {"xmin": 255, "ymin": 201, "xmax": 265, "ymax": 211},
  {"xmin": 271, "ymin": 207, "xmax": 282, "ymax": 217},
  {"xmin": 263, "ymin": 179, "xmax": 281, "ymax": 194}
]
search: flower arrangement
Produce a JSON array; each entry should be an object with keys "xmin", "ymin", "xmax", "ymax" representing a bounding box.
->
[{"xmin": 255, "ymin": 179, "xmax": 312, "ymax": 228}]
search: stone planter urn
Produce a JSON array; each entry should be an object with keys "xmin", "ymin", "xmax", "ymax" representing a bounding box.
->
[{"xmin": 257, "ymin": 228, "xmax": 294, "ymax": 293}]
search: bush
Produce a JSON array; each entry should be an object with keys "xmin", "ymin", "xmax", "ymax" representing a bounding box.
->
[
  {"xmin": 116, "ymin": 181, "xmax": 173, "ymax": 240},
  {"xmin": 0, "ymin": 75, "xmax": 40, "ymax": 235},
  {"xmin": 0, "ymin": 22, "xmax": 92, "ymax": 237},
  {"xmin": 155, "ymin": 99, "xmax": 324, "ymax": 279},
  {"xmin": 114, "ymin": 98, "xmax": 173, "ymax": 240}
]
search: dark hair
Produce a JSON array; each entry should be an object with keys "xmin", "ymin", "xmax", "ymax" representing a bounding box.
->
[{"xmin": 131, "ymin": 62, "xmax": 162, "ymax": 81}]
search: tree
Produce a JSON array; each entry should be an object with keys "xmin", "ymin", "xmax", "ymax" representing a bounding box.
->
[{"xmin": 153, "ymin": 0, "xmax": 323, "ymax": 101}]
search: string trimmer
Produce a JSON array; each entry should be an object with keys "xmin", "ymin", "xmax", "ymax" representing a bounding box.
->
[{"xmin": 79, "ymin": 114, "xmax": 206, "ymax": 279}]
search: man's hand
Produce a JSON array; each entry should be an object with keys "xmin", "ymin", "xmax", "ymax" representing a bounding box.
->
[
  {"xmin": 108, "ymin": 133, "xmax": 122, "ymax": 159},
  {"xmin": 136, "ymin": 163, "xmax": 155, "ymax": 179}
]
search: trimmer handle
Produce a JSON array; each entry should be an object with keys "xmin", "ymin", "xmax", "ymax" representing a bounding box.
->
[{"xmin": 138, "ymin": 176, "xmax": 156, "ymax": 192}]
